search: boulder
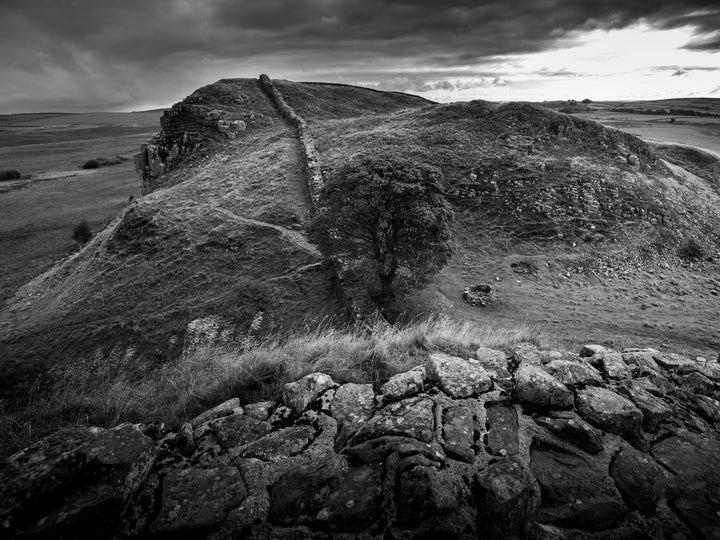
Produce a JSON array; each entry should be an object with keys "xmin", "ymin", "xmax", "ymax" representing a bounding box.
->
[
  {"xmin": 475, "ymin": 457, "xmax": 535, "ymax": 538},
  {"xmin": 426, "ymin": 353, "xmax": 492, "ymax": 398},
  {"xmin": 485, "ymin": 405, "xmax": 520, "ymax": 456},
  {"xmin": 621, "ymin": 382, "xmax": 673, "ymax": 432},
  {"xmin": 622, "ymin": 348, "xmax": 660, "ymax": 372},
  {"xmin": 610, "ymin": 445, "xmax": 664, "ymax": 512},
  {"xmin": 514, "ymin": 342, "xmax": 544, "ymax": 366},
  {"xmin": 209, "ymin": 414, "xmax": 272, "ymax": 450},
  {"xmin": 190, "ymin": 397, "xmax": 241, "ymax": 428},
  {"xmin": 349, "ymin": 396, "xmax": 435, "ymax": 445},
  {"xmin": 442, "ymin": 404, "xmax": 476, "ymax": 463},
  {"xmin": 268, "ymin": 454, "xmax": 345, "ymax": 525},
  {"xmin": 530, "ymin": 446, "xmax": 626, "ymax": 530},
  {"xmin": 576, "ymin": 387, "xmax": 643, "ymax": 442},
  {"xmin": 654, "ymin": 352, "xmax": 696, "ymax": 371},
  {"xmin": 475, "ymin": 347, "xmax": 510, "ymax": 376},
  {"xmin": 379, "ymin": 369, "xmax": 424, "ymax": 403},
  {"xmin": 319, "ymin": 463, "xmax": 384, "ymax": 531},
  {"xmin": 0, "ymin": 424, "xmax": 156, "ymax": 538},
  {"xmin": 331, "ymin": 382, "xmax": 375, "ymax": 434},
  {"xmin": 241, "ymin": 425, "xmax": 316, "ymax": 460},
  {"xmin": 243, "ymin": 400, "xmax": 275, "ymax": 421},
  {"xmin": 151, "ymin": 466, "xmax": 247, "ymax": 534},
  {"xmin": 282, "ymin": 372, "xmax": 334, "ymax": 413},
  {"xmin": 544, "ymin": 359, "xmax": 602, "ymax": 387},
  {"xmin": 584, "ymin": 347, "xmax": 631, "ymax": 379},
  {"xmin": 516, "ymin": 364, "xmax": 574, "ymax": 410},
  {"xmin": 678, "ymin": 372, "xmax": 715, "ymax": 395},
  {"xmin": 535, "ymin": 411, "xmax": 604, "ymax": 454},
  {"xmin": 397, "ymin": 465, "xmax": 464, "ymax": 526}
]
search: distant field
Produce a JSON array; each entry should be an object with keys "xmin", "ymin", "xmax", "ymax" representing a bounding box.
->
[
  {"xmin": 0, "ymin": 110, "xmax": 161, "ymax": 304},
  {"xmin": 538, "ymin": 98, "xmax": 720, "ymax": 155}
]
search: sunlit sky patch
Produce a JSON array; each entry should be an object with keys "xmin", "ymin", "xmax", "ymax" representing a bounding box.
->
[{"xmin": 0, "ymin": 0, "xmax": 718, "ymax": 112}]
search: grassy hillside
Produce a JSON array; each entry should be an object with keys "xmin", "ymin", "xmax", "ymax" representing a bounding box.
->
[{"xmin": 1, "ymin": 78, "xmax": 719, "ymax": 424}]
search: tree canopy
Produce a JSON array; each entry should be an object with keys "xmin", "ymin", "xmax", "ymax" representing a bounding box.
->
[{"xmin": 310, "ymin": 156, "xmax": 454, "ymax": 302}]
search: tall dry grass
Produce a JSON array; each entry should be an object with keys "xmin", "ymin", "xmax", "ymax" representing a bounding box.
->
[{"xmin": 0, "ymin": 316, "xmax": 549, "ymax": 458}]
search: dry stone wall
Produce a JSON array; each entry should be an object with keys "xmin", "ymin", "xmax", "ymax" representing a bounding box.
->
[
  {"xmin": 3, "ymin": 342, "xmax": 720, "ymax": 539},
  {"xmin": 258, "ymin": 74, "xmax": 388, "ymax": 330},
  {"xmin": 258, "ymin": 74, "xmax": 324, "ymax": 210}
]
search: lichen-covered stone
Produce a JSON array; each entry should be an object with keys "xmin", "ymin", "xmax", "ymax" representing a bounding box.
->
[
  {"xmin": 331, "ymin": 382, "xmax": 375, "ymax": 433},
  {"xmin": 426, "ymin": 353, "xmax": 492, "ymax": 398},
  {"xmin": 544, "ymin": 359, "xmax": 602, "ymax": 387},
  {"xmin": 268, "ymin": 454, "xmax": 345, "ymax": 525},
  {"xmin": 349, "ymin": 396, "xmax": 435, "ymax": 445},
  {"xmin": 576, "ymin": 386, "xmax": 643, "ymax": 442},
  {"xmin": 610, "ymin": 445, "xmax": 664, "ymax": 512},
  {"xmin": 442, "ymin": 404, "xmax": 475, "ymax": 463},
  {"xmin": 535, "ymin": 411, "xmax": 604, "ymax": 454},
  {"xmin": 241, "ymin": 425, "xmax": 315, "ymax": 460},
  {"xmin": 150, "ymin": 466, "xmax": 247, "ymax": 534},
  {"xmin": 516, "ymin": 364, "xmax": 574, "ymax": 410},
  {"xmin": 530, "ymin": 446, "xmax": 627, "ymax": 530},
  {"xmin": 282, "ymin": 372, "xmax": 334, "ymax": 413},
  {"xmin": 209, "ymin": 414, "xmax": 272, "ymax": 450},
  {"xmin": 243, "ymin": 401, "xmax": 275, "ymax": 421},
  {"xmin": 485, "ymin": 405, "xmax": 519, "ymax": 456},
  {"xmin": 621, "ymin": 383, "xmax": 672, "ymax": 432},
  {"xmin": 514, "ymin": 342, "xmax": 544, "ymax": 366},
  {"xmin": 379, "ymin": 369, "xmax": 423, "ymax": 403},
  {"xmin": 475, "ymin": 457, "xmax": 535, "ymax": 538},
  {"xmin": 190, "ymin": 397, "xmax": 241, "ymax": 428},
  {"xmin": 0, "ymin": 424, "xmax": 156, "ymax": 539},
  {"xmin": 678, "ymin": 372, "xmax": 714, "ymax": 395}
]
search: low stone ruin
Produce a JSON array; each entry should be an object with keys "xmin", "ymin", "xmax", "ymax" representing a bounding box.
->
[
  {"xmin": 463, "ymin": 284, "xmax": 499, "ymax": 307},
  {"xmin": 2, "ymin": 341, "xmax": 719, "ymax": 539}
]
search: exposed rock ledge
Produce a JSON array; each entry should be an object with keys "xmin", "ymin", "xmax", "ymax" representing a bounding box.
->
[{"xmin": 2, "ymin": 344, "xmax": 719, "ymax": 539}]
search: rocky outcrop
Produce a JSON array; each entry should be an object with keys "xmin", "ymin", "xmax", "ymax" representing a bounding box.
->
[
  {"xmin": 135, "ymin": 80, "xmax": 273, "ymax": 194},
  {"xmin": 5, "ymin": 342, "xmax": 718, "ymax": 539}
]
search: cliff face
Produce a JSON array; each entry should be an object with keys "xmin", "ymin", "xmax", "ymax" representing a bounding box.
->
[{"xmin": 3, "ymin": 341, "xmax": 719, "ymax": 538}]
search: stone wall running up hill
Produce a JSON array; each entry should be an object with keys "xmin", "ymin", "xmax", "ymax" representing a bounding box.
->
[
  {"xmin": 258, "ymin": 74, "xmax": 324, "ymax": 210},
  {"xmin": 3, "ymin": 342, "xmax": 719, "ymax": 539}
]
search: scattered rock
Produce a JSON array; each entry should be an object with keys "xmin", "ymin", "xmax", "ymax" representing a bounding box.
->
[{"xmin": 426, "ymin": 353, "xmax": 492, "ymax": 398}]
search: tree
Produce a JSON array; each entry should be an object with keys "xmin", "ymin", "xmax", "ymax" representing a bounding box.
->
[
  {"xmin": 72, "ymin": 220, "xmax": 93, "ymax": 244},
  {"xmin": 310, "ymin": 156, "xmax": 454, "ymax": 302}
]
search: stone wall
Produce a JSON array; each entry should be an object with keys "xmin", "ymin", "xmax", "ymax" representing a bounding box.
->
[
  {"xmin": 258, "ymin": 74, "xmax": 324, "ymax": 210},
  {"xmin": 3, "ymin": 341, "xmax": 719, "ymax": 538}
]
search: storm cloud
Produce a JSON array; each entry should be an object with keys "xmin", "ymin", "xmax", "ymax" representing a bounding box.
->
[{"xmin": 1, "ymin": 0, "xmax": 718, "ymax": 111}]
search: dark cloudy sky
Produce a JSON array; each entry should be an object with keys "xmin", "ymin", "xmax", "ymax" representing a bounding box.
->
[{"xmin": 1, "ymin": 0, "xmax": 719, "ymax": 112}]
